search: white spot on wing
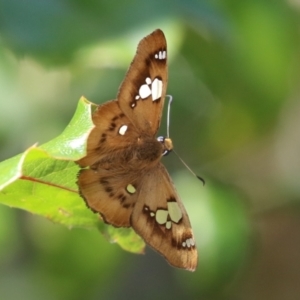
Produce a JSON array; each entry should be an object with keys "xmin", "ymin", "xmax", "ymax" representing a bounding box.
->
[
  {"xmin": 151, "ymin": 78, "xmax": 163, "ymax": 101},
  {"xmin": 155, "ymin": 50, "xmax": 166, "ymax": 60},
  {"xmin": 186, "ymin": 239, "xmax": 191, "ymax": 248},
  {"xmin": 139, "ymin": 84, "xmax": 151, "ymax": 99},
  {"xmin": 135, "ymin": 76, "xmax": 163, "ymax": 101},
  {"xmin": 118, "ymin": 125, "xmax": 128, "ymax": 136}
]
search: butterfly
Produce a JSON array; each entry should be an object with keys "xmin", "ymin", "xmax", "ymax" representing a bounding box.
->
[{"xmin": 76, "ymin": 29, "xmax": 198, "ymax": 271}]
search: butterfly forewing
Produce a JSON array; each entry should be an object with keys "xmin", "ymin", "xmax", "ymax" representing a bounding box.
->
[
  {"xmin": 77, "ymin": 101, "xmax": 139, "ymax": 168},
  {"xmin": 77, "ymin": 101, "xmax": 141, "ymax": 227},
  {"xmin": 77, "ymin": 29, "xmax": 199, "ymax": 271},
  {"xmin": 118, "ymin": 29, "xmax": 168, "ymax": 136},
  {"xmin": 131, "ymin": 164, "xmax": 198, "ymax": 271}
]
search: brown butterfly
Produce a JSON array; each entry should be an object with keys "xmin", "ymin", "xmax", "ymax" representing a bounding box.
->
[{"xmin": 77, "ymin": 29, "xmax": 198, "ymax": 271}]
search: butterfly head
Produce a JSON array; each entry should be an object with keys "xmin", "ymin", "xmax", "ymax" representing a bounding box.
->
[{"xmin": 157, "ymin": 136, "xmax": 173, "ymax": 156}]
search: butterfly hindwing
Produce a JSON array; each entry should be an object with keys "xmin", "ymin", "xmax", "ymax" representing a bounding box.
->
[
  {"xmin": 131, "ymin": 164, "xmax": 198, "ymax": 271},
  {"xmin": 118, "ymin": 29, "xmax": 168, "ymax": 136},
  {"xmin": 78, "ymin": 167, "xmax": 139, "ymax": 227}
]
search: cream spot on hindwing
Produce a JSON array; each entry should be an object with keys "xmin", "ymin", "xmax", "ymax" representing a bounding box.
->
[
  {"xmin": 155, "ymin": 209, "xmax": 168, "ymax": 225},
  {"xmin": 140, "ymin": 209, "xmax": 197, "ymax": 249},
  {"xmin": 166, "ymin": 221, "xmax": 172, "ymax": 230},
  {"xmin": 126, "ymin": 184, "xmax": 136, "ymax": 194},
  {"xmin": 118, "ymin": 125, "xmax": 128, "ymax": 136},
  {"xmin": 143, "ymin": 198, "xmax": 183, "ymax": 230},
  {"xmin": 144, "ymin": 206, "xmax": 155, "ymax": 217},
  {"xmin": 167, "ymin": 201, "xmax": 183, "ymax": 223},
  {"xmin": 182, "ymin": 237, "xmax": 195, "ymax": 249}
]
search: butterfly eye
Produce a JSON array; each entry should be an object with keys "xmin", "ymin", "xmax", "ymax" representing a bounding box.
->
[
  {"xmin": 157, "ymin": 136, "xmax": 168, "ymax": 156},
  {"xmin": 157, "ymin": 136, "xmax": 164, "ymax": 143}
]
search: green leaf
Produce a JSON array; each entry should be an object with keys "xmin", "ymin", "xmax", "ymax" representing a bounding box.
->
[
  {"xmin": 40, "ymin": 96, "xmax": 96, "ymax": 160},
  {"xmin": 102, "ymin": 224, "xmax": 145, "ymax": 254},
  {"xmin": 0, "ymin": 97, "xmax": 145, "ymax": 254}
]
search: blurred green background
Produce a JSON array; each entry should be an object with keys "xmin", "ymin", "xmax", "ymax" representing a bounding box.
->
[{"xmin": 1, "ymin": 0, "xmax": 300, "ymax": 299}]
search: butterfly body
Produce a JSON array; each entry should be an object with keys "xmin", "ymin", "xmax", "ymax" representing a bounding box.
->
[{"xmin": 77, "ymin": 30, "xmax": 198, "ymax": 271}]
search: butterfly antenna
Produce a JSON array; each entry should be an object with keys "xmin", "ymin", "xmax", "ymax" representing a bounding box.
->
[
  {"xmin": 165, "ymin": 95, "xmax": 205, "ymax": 186},
  {"xmin": 173, "ymin": 150, "xmax": 205, "ymax": 185},
  {"xmin": 166, "ymin": 95, "xmax": 173, "ymax": 138}
]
